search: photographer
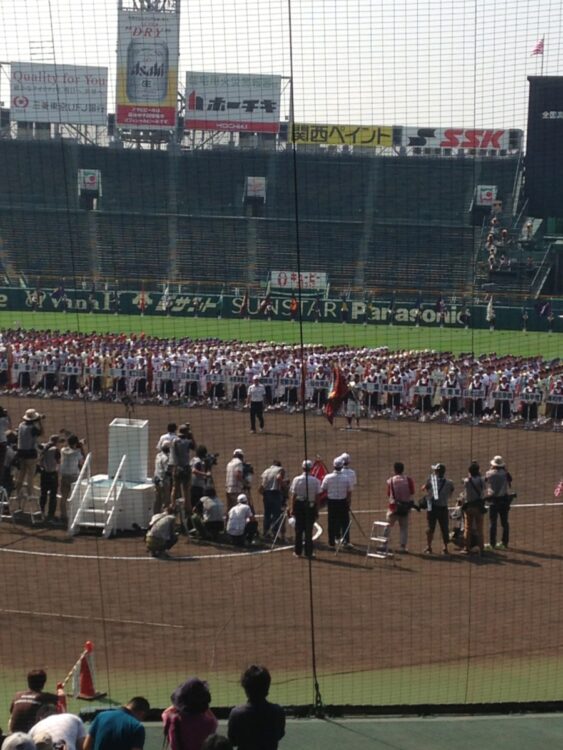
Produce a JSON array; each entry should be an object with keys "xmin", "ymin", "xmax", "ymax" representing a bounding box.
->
[
  {"xmin": 190, "ymin": 445, "xmax": 214, "ymax": 512},
  {"xmin": 146, "ymin": 506, "xmax": 178, "ymax": 558},
  {"xmin": 384, "ymin": 461, "xmax": 416, "ymax": 554},
  {"xmin": 460, "ymin": 461, "xmax": 486, "ymax": 555},
  {"xmin": 170, "ymin": 424, "xmax": 195, "ymax": 510},
  {"xmin": 260, "ymin": 460, "xmax": 285, "ymax": 538},
  {"xmin": 15, "ymin": 409, "xmax": 45, "ymax": 508},
  {"xmin": 39, "ymin": 434, "xmax": 63, "ymax": 522},
  {"xmin": 153, "ymin": 441, "xmax": 172, "ymax": 514},
  {"xmin": 191, "ymin": 483, "xmax": 225, "ymax": 541},
  {"xmin": 225, "ymin": 449, "xmax": 245, "ymax": 514},
  {"xmin": 59, "ymin": 435, "xmax": 86, "ymax": 525},
  {"xmin": 0, "ymin": 405, "xmax": 11, "ymax": 481},
  {"xmin": 485, "ymin": 455, "xmax": 514, "ymax": 551},
  {"xmin": 421, "ymin": 462, "xmax": 455, "ymax": 555}
]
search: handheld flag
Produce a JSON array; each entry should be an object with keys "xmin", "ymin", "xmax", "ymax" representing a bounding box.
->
[
  {"xmin": 324, "ymin": 368, "xmax": 349, "ymax": 424},
  {"xmin": 310, "ymin": 458, "xmax": 329, "ymax": 506}
]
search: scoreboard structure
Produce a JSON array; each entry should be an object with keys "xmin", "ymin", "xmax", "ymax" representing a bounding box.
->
[{"xmin": 526, "ymin": 76, "xmax": 563, "ymax": 219}]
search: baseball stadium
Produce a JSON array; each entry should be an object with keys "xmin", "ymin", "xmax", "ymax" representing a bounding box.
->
[{"xmin": 0, "ymin": 1, "xmax": 563, "ymax": 749}]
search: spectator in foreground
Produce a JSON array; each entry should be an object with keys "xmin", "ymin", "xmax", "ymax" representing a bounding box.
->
[
  {"xmin": 1, "ymin": 733, "xmax": 36, "ymax": 750},
  {"xmin": 228, "ymin": 665, "xmax": 285, "ymax": 750},
  {"xmin": 29, "ymin": 704, "xmax": 86, "ymax": 750},
  {"xmin": 162, "ymin": 678, "xmax": 218, "ymax": 750},
  {"xmin": 8, "ymin": 670, "xmax": 57, "ymax": 733},
  {"xmin": 83, "ymin": 696, "xmax": 149, "ymax": 750}
]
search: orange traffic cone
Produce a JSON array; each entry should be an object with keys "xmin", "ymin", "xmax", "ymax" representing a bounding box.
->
[
  {"xmin": 75, "ymin": 641, "xmax": 106, "ymax": 701},
  {"xmin": 56, "ymin": 682, "xmax": 67, "ymax": 713}
]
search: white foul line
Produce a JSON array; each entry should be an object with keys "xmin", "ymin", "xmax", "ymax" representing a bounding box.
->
[
  {"xmin": 0, "ymin": 607, "xmax": 184, "ymax": 629},
  {"xmin": 0, "ymin": 544, "xmax": 293, "ymax": 562}
]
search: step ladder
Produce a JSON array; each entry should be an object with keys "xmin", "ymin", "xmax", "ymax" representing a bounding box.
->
[
  {"xmin": 68, "ymin": 454, "xmax": 125, "ymax": 538},
  {"xmin": 12, "ymin": 494, "xmax": 43, "ymax": 525},
  {"xmin": 366, "ymin": 521, "xmax": 393, "ymax": 562},
  {"xmin": 0, "ymin": 487, "xmax": 14, "ymax": 523}
]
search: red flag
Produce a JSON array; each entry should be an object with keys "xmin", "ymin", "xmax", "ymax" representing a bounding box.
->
[
  {"xmin": 310, "ymin": 458, "xmax": 328, "ymax": 483},
  {"xmin": 310, "ymin": 458, "xmax": 329, "ymax": 506},
  {"xmin": 324, "ymin": 368, "xmax": 349, "ymax": 424},
  {"xmin": 531, "ymin": 38, "xmax": 544, "ymax": 56}
]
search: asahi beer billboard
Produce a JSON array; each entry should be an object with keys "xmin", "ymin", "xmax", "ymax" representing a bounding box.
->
[
  {"xmin": 115, "ymin": 8, "xmax": 179, "ymax": 129},
  {"xmin": 185, "ymin": 72, "xmax": 281, "ymax": 132},
  {"xmin": 10, "ymin": 63, "xmax": 107, "ymax": 125}
]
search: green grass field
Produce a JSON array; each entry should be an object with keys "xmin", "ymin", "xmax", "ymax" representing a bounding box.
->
[
  {"xmin": 2, "ymin": 311, "xmax": 562, "ymax": 358},
  {"xmin": 2, "ymin": 655, "xmax": 563, "ymax": 714}
]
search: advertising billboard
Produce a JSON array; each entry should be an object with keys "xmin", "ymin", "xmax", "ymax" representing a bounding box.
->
[
  {"xmin": 10, "ymin": 63, "xmax": 107, "ymax": 125},
  {"xmin": 115, "ymin": 8, "xmax": 179, "ymax": 130},
  {"xmin": 185, "ymin": 72, "xmax": 281, "ymax": 133},
  {"xmin": 399, "ymin": 126, "xmax": 522, "ymax": 151},
  {"xmin": 289, "ymin": 124, "xmax": 522, "ymax": 151},
  {"xmin": 270, "ymin": 271, "xmax": 328, "ymax": 290},
  {"xmin": 526, "ymin": 76, "xmax": 563, "ymax": 217},
  {"xmin": 290, "ymin": 123, "xmax": 393, "ymax": 147}
]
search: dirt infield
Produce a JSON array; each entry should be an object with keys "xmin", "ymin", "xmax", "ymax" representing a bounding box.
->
[{"xmin": 0, "ymin": 396, "xmax": 561, "ymax": 706}]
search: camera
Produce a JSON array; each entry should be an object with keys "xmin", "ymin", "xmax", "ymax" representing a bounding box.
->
[
  {"xmin": 243, "ymin": 462, "xmax": 254, "ymax": 487},
  {"xmin": 204, "ymin": 452, "xmax": 219, "ymax": 471}
]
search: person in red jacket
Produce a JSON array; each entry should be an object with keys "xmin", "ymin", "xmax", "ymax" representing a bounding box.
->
[{"xmin": 384, "ymin": 462, "xmax": 416, "ymax": 553}]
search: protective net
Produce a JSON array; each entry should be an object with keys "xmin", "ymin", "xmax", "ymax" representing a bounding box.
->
[{"xmin": 0, "ymin": 0, "xmax": 561, "ymax": 719}]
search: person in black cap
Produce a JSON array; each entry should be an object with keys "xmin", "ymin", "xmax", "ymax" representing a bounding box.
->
[{"xmin": 289, "ymin": 460, "xmax": 321, "ymax": 558}]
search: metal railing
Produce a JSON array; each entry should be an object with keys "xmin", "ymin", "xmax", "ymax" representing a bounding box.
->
[
  {"xmin": 103, "ymin": 455, "xmax": 127, "ymax": 539},
  {"xmin": 68, "ymin": 453, "xmax": 92, "ymax": 536},
  {"xmin": 531, "ymin": 243, "xmax": 554, "ymax": 298}
]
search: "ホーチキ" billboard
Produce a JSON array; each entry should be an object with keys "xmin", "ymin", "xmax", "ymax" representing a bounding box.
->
[{"xmin": 185, "ymin": 72, "xmax": 281, "ymax": 133}]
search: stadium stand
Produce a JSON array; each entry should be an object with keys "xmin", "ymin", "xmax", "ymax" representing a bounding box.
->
[{"xmin": 0, "ymin": 139, "xmax": 521, "ymax": 293}]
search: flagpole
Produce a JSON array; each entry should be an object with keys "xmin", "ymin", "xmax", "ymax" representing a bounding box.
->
[
  {"xmin": 541, "ymin": 36, "xmax": 545, "ymax": 76},
  {"xmin": 541, "ymin": 36, "xmax": 545, "ymax": 78}
]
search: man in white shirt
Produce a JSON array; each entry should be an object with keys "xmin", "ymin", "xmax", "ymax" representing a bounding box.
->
[
  {"xmin": 259, "ymin": 461, "xmax": 285, "ymax": 538},
  {"xmin": 247, "ymin": 376, "xmax": 266, "ymax": 433},
  {"xmin": 155, "ymin": 422, "xmax": 177, "ymax": 451},
  {"xmin": 289, "ymin": 460, "xmax": 321, "ymax": 558},
  {"xmin": 339, "ymin": 453, "xmax": 357, "ymax": 490},
  {"xmin": 321, "ymin": 458, "xmax": 353, "ymax": 547},
  {"xmin": 226, "ymin": 494, "xmax": 257, "ymax": 546},
  {"xmin": 225, "ymin": 449, "xmax": 245, "ymax": 514},
  {"xmin": 30, "ymin": 708, "xmax": 86, "ymax": 750}
]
